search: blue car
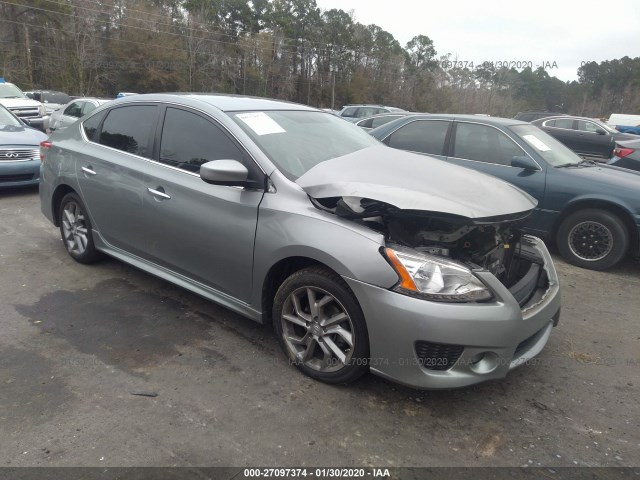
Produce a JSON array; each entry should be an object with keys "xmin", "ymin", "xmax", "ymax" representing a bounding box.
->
[
  {"xmin": 0, "ymin": 104, "xmax": 48, "ymax": 189},
  {"xmin": 370, "ymin": 114, "xmax": 640, "ymax": 271}
]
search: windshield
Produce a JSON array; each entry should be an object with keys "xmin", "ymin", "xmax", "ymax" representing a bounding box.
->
[
  {"xmin": 0, "ymin": 84, "xmax": 26, "ymax": 99},
  {"xmin": 0, "ymin": 105, "xmax": 21, "ymax": 126},
  {"xmin": 231, "ymin": 110, "xmax": 380, "ymax": 179},
  {"xmin": 510, "ymin": 124, "xmax": 583, "ymax": 167}
]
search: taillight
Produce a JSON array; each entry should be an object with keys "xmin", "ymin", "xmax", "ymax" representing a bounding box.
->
[
  {"xmin": 40, "ymin": 140, "xmax": 52, "ymax": 161},
  {"xmin": 613, "ymin": 147, "xmax": 634, "ymax": 158}
]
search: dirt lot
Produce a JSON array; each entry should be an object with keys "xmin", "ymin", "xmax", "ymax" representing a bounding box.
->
[{"xmin": 0, "ymin": 187, "xmax": 638, "ymax": 468}]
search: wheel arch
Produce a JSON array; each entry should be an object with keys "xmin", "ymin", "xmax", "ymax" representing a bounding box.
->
[
  {"xmin": 552, "ymin": 198, "xmax": 638, "ymax": 253},
  {"xmin": 51, "ymin": 184, "xmax": 77, "ymax": 227},
  {"xmin": 260, "ymin": 256, "xmax": 343, "ymax": 325}
]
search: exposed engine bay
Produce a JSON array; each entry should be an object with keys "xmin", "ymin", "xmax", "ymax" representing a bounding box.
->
[{"xmin": 312, "ymin": 196, "xmax": 543, "ymax": 291}]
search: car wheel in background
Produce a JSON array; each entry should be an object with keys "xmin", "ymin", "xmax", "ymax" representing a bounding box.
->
[
  {"xmin": 59, "ymin": 192, "xmax": 102, "ymax": 264},
  {"xmin": 273, "ymin": 266, "xmax": 370, "ymax": 384},
  {"xmin": 556, "ymin": 208, "xmax": 629, "ymax": 270}
]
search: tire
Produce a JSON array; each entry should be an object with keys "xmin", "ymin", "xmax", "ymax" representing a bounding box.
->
[
  {"xmin": 58, "ymin": 192, "xmax": 102, "ymax": 264},
  {"xmin": 556, "ymin": 208, "xmax": 628, "ymax": 270},
  {"xmin": 272, "ymin": 266, "xmax": 370, "ymax": 384}
]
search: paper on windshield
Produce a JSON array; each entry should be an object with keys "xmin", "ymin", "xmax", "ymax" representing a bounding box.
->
[
  {"xmin": 237, "ymin": 112, "xmax": 286, "ymax": 135},
  {"xmin": 522, "ymin": 134, "xmax": 551, "ymax": 152}
]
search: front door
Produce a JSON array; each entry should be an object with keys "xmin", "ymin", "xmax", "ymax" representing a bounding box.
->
[{"xmin": 141, "ymin": 106, "xmax": 265, "ymax": 303}]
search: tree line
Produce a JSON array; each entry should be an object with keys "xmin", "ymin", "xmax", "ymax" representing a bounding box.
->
[{"xmin": 1, "ymin": 0, "xmax": 639, "ymax": 117}]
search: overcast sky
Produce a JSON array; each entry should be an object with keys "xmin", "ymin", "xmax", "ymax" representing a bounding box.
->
[{"xmin": 315, "ymin": 0, "xmax": 640, "ymax": 82}]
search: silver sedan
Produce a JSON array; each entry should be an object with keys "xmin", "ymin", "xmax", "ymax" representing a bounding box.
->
[{"xmin": 39, "ymin": 94, "xmax": 561, "ymax": 389}]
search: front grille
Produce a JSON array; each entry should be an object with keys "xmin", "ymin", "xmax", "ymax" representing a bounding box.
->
[
  {"xmin": 415, "ymin": 341, "xmax": 464, "ymax": 371},
  {"xmin": 0, "ymin": 173, "xmax": 34, "ymax": 183},
  {"xmin": 8, "ymin": 107, "xmax": 40, "ymax": 118},
  {"xmin": 0, "ymin": 148, "xmax": 39, "ymax": 161}
]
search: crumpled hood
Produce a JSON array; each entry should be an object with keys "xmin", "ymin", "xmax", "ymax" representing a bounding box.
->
[{"xmin": 296, "ymin": 146, "xmax": 537, "ymax": 220}]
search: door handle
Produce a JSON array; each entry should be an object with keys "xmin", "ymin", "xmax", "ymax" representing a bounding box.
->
[
  {"xmin": 147, "ymin": 187, "xmax": 171, "ymax": 200},
  {"xmin": 81, "ymin": 166, "xmax": 96, "ymax": 176}
]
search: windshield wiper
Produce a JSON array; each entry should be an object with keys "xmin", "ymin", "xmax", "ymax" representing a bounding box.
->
[{"xmin": 556, "ymin": 158, "xmax": 598, "ymax": 168}]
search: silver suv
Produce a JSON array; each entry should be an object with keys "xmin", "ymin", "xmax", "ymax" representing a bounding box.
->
[
  {"xmin": 0, "ymin": 81, "xmax": 48, "ymax": 131},
  {"xmin": 40, "ymin": 94, "xmax": 561, "ymax": 389}
]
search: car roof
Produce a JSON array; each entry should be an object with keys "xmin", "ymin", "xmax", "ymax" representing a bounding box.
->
[
  {"xmin": 534, "ymin": 115, "xmax": 605, "ymax": 122},
  {"xmin": 394, "ymin": 113, "xmax": 529, "ymax": 127},
  {"xmin": 114, "ymin": 93, "xmax": 316, "ymax": 112}
]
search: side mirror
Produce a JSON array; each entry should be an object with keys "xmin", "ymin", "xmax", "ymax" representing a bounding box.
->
[
  {"xmin": 595, "ymin": 128, "xmax": 606, "ymax": 135},
  {"xmin": 511, "ymin": 155, "xmax": 538, "ymax": 171},
  {"xmin": 200, "ymin": 160, "xmax": 248, "ymax": 186}
]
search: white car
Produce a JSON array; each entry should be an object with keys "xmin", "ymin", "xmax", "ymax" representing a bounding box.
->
[{"xmin": 48, "ymin": 98, "xmax": 111, "ymax": 133}]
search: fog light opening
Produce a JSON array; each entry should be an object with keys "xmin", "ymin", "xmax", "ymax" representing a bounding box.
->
[{"xmin": 469, "ymin": 351, "xmax": 499, "ymax": 374}]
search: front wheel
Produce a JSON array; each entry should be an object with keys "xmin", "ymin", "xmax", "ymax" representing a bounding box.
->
[
  {"xmin": 556, "ymin": 208, "xmax": 628, "ymax": 270},
  {"xmin": 272, "ymin": 266, "xmax": 370, "ymax": 384}
]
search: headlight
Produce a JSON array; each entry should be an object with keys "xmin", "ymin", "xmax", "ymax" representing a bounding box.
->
[{"xmin": 383, "ymin": 246, "xmax": 493, "ymax": 302}]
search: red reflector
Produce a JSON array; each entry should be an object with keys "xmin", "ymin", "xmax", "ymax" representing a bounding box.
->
[
  {"xmin": 613, "ymin": 147, "xmax": 634, "ymax": 158},
  {"xmin": 39, "ymin": 140, "xmax": 52, "ymax": 161}
]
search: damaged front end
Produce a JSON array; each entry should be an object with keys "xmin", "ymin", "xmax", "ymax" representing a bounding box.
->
[{"xmin": 311, "ymin": 195, "xmax": 548, "ymax": 306}]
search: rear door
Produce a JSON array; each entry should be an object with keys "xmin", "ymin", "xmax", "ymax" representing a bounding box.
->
[
  {"xmin": 141, "ymin": 106, "xmax": 265, "ymax": 302},
  {"xmin": 76, "ymin": 104, "xmax": 160, "ymax": 259}
]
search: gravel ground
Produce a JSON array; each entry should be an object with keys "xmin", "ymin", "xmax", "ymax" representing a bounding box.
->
[{"xmin": 0, "ymin": 186, "xmax": 638, "ymax": 468}]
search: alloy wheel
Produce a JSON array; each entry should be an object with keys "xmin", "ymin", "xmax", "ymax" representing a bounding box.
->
[
  {"xmin": 280, "ymin": 286, "xmax": 355, "ymax": 372},
  {"xmin": 61, "ymin": 201, "xmax": 89, "ymax": 255}
]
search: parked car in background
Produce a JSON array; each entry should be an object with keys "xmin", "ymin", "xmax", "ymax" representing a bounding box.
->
[
  {"xmin": 614, "ymin": 125, "xmax": 640, "ymax": 135},
  {"xmin": 0, "ymin": 80, "xmax": 48, "ymax": 131},
  {"xmin": 25, "ymin": 90, "xmax": 72, "ymax": 115},
  {"xmin": 39, "ymin": 93, "xmax": 561, "ymax": 389},
  {"xmin": 0, "ymin": 103, "xmax": 48, "ymax": 188},
  {"xmin": 607, "ymin": 113, "xmax": 640, "ymax": 135},
  {"xmin": 609, "ymin": 138, "xmax": 640, "ymax": 172},
  {"xmin": 514, "ymin": 111, "xmax": 566, "ymax": 122},
  {"xmin": 370, "ymin": 114, "xmax": 640, "ymax": 270},
  {"xmin": 355, "ymin": 112, "xmax": 417, "ymax": 131},
  {"xmin": 337, "ymin": 104, "xmax": 406, "ymax": 122},
  {"xmin": 48, "ymin": 98, "xmax": 111, "ymax": 133},
  {"xmin": 531, "ymin": 115, "xmax": 637, "ymax": 158}
]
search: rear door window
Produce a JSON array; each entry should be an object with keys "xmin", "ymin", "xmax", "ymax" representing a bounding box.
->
[
  {"xmin": 99, "ymin": 105, "xmax": 158, "ymax": 158},
  {"xmin": 387, "ymin": 120, "xmax": 450, "ymax": 156},
  {"xmin": 553, "ymin": 118, "xmax": 574, "ymax": 129}
]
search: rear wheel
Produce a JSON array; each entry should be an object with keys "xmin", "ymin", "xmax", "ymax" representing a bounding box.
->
[
  {"xmin": 556, "ymin": 208, "xmax": 628, "ymax": 270},
  {"xmin": 272, "ymin": 266, "xmax": 369, "ymax": 384},
  {"xmin": 59, "ymin": 192, "xmax": 102, "ymax": 264}
]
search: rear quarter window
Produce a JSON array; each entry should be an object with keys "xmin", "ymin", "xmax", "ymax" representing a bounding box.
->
[{"xmin": 82, "ymin": 110, "xmax": 107, "ymax": 142}]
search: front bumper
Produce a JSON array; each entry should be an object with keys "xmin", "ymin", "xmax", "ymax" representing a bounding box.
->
[
  {"xmin": 345, "ymin": 235, "xmax": 561, "ymax": 389},
  {"xmin": 0, "ymin": 158, "xmax": 41, "ymax": 188}
]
